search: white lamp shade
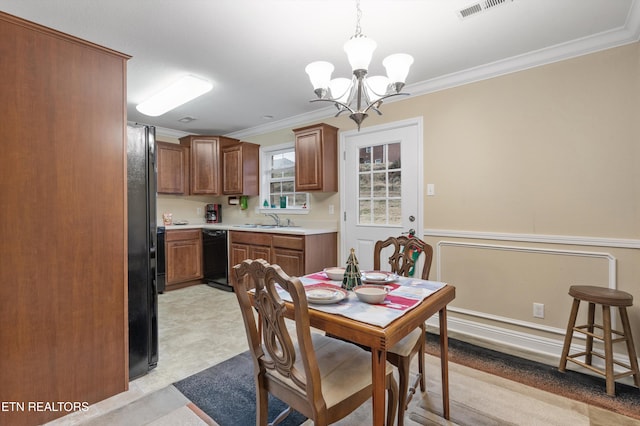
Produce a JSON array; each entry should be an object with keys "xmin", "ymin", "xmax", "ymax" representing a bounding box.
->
[
  {"xmin": 136, "ymin": 75, "xmax": 213, "ymax": 117},
  {"xmin": 382, "ymin": 53, "xmax": 414, "ymax": 84},
  {"xmin": 305, "ymin": 61, "xmax": 334, "ymax": 90},
  {"xmin": 343, "ymin": 35, "xmax": 377, "ymax": 71},
  {"xmin": 365, "ymin": 75, "xmax": 389, "ymax": 102},
  {"xmin": 329, "ymin": 78, "xmax": 352, "ymax": 103}
]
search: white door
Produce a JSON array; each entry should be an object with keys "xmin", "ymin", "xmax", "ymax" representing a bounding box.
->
[{"xmin": 340, "ymin": 118, "xmax": 423, "ymax": 271}]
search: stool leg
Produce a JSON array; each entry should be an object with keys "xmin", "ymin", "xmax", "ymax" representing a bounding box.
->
[
  {"xmin": 585, "ymin": 302, "xmax": 596, "ymax": 366},
  {"xmin": 619, "ymin": 307, "xmax": 640, "ymax": 387},
  {"xmin": 559, "ymin": 298, "xmax": 580, "ymax": 372},
  {"xmin": 602, "ymin": 305, "xmax": 615, "ymax": 396}
]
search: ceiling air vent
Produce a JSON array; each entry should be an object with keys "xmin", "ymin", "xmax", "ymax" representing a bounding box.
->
[{"xmin": 458, "ymin": 0, "xmax": 514, "ymax": 19}]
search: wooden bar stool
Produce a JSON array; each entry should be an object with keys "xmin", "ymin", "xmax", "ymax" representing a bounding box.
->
[{"xmin": 558, "ymin": 285, "xmax": 640, "ymax": 396}]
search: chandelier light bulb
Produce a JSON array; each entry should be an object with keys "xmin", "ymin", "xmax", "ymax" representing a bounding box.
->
[
  {"xmin": 329, "ymin": 78, "xmax": 352, "ymax": 104},
  {"xmin": 305, "ymin": 61, "xmax": 335, "ymax": 95},
  {"xmin": 364, "ymin": 75, "xmax": 389, "ymax": 103},
  {"xmin": 344, "ymin": 35, "xmax": 377, "ymax": 72},
  {"xmin": 383, "ymin": 53, "xmax": 414, "ymax": 87}
]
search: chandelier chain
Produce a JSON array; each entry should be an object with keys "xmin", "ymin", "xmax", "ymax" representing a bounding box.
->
[{"xmin": 354, "ymin": 0, "xmax": 363, "ymax": 37}]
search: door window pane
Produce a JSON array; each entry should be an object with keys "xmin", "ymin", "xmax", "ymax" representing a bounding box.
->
[
  {"xmin": 388, "ymin": 199, "xmax": 401, "ymax": 225},
  {"xmin": 359, "ymin": 147, "xmax": 372, "ymax": 172},
  {"xmin": 389, "ymin": 171, "xmax": 401, "ymax": 197},
  {"xmin": 359, "ymin": 174, "xmax": 371, "ymax": 197},
  {"xmin": 359, "ymin": 200, "xmax": 372, "ymax": 224}
]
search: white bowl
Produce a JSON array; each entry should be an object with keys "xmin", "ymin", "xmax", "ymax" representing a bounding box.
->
[
  {"xmin": 354, "ymin": 285, "xmax": 389, "ymax": 304},
  {"xmin": 324, "ymin": 267, "xmax": 346, "ymax": 281}
]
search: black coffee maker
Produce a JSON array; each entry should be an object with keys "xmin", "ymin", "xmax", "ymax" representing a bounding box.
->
[{"xmin": 205, "ymin": 204, "xmax": 221, "ymax": 223}]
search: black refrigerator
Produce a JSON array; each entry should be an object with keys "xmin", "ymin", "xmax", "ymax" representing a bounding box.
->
[{"xmin": 127, "ymin": 124, "xmax": 159, "ymax": 380}]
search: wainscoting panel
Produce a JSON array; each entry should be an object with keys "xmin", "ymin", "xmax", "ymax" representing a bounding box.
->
[{"xmin": 435, "ymin": 240, "xmax": 615, "ymax": 332}]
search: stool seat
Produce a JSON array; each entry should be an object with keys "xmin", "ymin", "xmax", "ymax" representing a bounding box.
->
[
  {"xmin": 569, "ymin": 285, "xmax": 633, "ymax": 307},
  {"xmin": 559, "ymin": 285, "xmax": 639, "ymax": 396}
]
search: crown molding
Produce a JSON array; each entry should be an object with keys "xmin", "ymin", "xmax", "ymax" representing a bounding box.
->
[
  {"xmin": 153, "ymin": 126, "xmax": 192, "ymax": 139},
  {"xmin": 225, "ymin": 3, "xmax": 640, "ymax": 139}
]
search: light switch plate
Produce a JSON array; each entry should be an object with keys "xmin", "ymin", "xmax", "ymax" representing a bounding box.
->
[{"xmin": 427, "ymin": 184, "xmax": 435, "ymax": 196}]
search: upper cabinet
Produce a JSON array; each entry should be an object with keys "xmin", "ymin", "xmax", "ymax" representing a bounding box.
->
[
  {"xmin": 179, "ymin": 135, "xmax": 238, "ymax": 195},
  {"xmin": 157, "ymin": 142, "xmax": 188, "ymax": 194},
  {"xmin": 222, "ymin": 141, "xmax": 260, "ymax": 195},
  {"xmin": 293, "ymin": 123, "xmax": 338, "ymax": 192}
]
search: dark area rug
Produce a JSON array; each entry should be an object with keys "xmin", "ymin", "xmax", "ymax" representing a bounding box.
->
[
  {"xmin": 425, "ymin": 333, "xmax": 640, "ymax": 420},
  {"xmin": 174, "ymin": 351, "xmax": 307, "ymax": 426}
]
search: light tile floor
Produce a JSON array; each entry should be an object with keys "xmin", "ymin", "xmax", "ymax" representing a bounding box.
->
[{"xmin": 45, "ymin": 284, "xmax": 640, "ymax": 426}]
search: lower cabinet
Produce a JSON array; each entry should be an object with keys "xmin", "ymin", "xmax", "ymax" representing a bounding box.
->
[
  {"xmin": 229, "ymin": 231, "xmax": 337, "ymax": 278},
  {"xmin": 166, "ymin": 229, "xmax": 203, "ymax": 289}
]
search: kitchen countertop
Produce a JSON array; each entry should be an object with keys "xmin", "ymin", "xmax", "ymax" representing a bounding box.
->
[{"xmin": 162, "ymin": 222, "xmax": 338, "ymax": 236}]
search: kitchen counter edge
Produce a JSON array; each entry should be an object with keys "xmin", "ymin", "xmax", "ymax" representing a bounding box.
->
[{"xmin": 162, "ymin": 223, "xmax": 337, "ymax": 236}]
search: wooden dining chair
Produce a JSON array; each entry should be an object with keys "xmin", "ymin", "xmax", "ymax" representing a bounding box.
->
[
  {"xmin": 231, "ymin": 259, "xmax": 398, "ymax": 426},
  {"xmin": 374, "ymin": 235, "xmax": 434, "ymax": 426}
]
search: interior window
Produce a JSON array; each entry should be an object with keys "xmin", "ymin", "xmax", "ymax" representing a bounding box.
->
[{"xmin": 260, "ymin": 143, "xmax": 310, "ymax": 210}]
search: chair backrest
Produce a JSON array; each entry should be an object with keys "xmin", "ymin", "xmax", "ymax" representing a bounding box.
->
[
  {"xmin": 373, "ymin": 235, "xmax": 434, "ymax": 280},
  {"xmin": 230, "ymin": 259, "xmax": 325, "ymax": 411}
]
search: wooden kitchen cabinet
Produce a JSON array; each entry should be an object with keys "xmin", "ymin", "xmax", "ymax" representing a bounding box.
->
[
  {"xmin": 222, "ymin": 141, "xmax": 260, "ymax": 195},
  {"xmin": 229, "ymin": 231, "xmax": 337, "ymax": 278},
  {"xmin": 179, "ymin": 135, "xmax": 238, "ymax": 195},
  {"xmin": 293, "ymin": 123, "xmax": 338, "ymax": 192},
  {"xmin": 157, "ymin": 141, "xmax": 188, "ymax": 194},
  {"xmin": 229, "ymin": 231, "xmax": 272, "ymax": 270},
  {"xmin": 166, "ymin": 229, "xmax": 203, "ymax": 289}
]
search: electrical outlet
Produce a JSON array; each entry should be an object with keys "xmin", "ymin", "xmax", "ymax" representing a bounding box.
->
[
  {"xmin": 328, "ymin": 204, "xmax": 335, "ymax": 215},
  {"xmin": 533, "ymin": 303, "xmax": 545, "ymax": 319},
  {"xmin": 197, "ymin": 207, "xmax": 202, "ymax": 215}
]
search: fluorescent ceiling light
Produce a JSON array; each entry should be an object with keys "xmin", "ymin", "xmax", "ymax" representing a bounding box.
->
[{"xmin": 136, "ymin": 75, "xmax": 213, "ymax": 116}]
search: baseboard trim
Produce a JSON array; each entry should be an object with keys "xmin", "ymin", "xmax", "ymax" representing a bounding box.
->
[{"xmin": 426, "ymin": 314, "xmax": 637, "ymax": 385}]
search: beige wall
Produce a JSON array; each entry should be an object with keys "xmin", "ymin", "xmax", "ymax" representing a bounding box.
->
[
  {"xmin": 161, "ymin": 42, "xmax": 640, "ymax": 365},
  {"xmin": 244, "ymin": 42, "xmax": 640, "ymax": 364}
]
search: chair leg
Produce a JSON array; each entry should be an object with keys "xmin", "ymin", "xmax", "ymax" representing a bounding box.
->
[
  {"xmin": 418, "ymin": 327, "xmax": 426, "ymax": 392},
  {"xmin": 396, "ymin": 356, "xmax": 410, "ymax": 426},
  {"xmin": 559, "ymin": 298, "xmax": 580, "ymax": 372},
  {"xmin": 386, "ymin": 373, "xmax": 399, "ymax": 426},
  {"xmin": 256, "ymin": 378, "xmax": 269, "ymax": 426},
  {"xmin": 268, "ymin": 406, "xmax": 292, "ymax": 426},
  {"xmin": 619, "ymin": 306, "xmax": 640, "ymax": 387}
]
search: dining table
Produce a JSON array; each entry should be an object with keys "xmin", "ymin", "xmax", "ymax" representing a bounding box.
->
[{"xmin": 279, "ymin": 271, "xmax": 456, "ymax": 425}]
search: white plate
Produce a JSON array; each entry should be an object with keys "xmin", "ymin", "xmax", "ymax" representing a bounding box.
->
[
  {"xmin": 361, "ymin": 271, "xmax": 398, "ymax": 283},
  {"xmin": 306, "ymin": 287, "xmax": 348, "ymax": 304}
]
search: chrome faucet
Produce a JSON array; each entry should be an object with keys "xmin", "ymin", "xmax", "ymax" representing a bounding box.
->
[{"xmin": 265, "ymin": 213, "xmax": 280, "ymax": 227}]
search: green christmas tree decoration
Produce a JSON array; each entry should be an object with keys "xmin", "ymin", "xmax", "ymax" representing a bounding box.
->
[{"xmin": 342, "ymin": 248, "xmax": 362, "ymax": 291}]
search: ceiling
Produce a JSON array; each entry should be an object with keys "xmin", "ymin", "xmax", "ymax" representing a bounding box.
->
[{"xmin": 1, "ymin": 0, "xmax": 639, "ymax": 138}]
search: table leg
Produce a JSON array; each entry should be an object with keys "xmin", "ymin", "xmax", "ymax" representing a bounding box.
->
[
  {"xmin": 439, "ymin": 307, "xmax": 450, "ymax": 420},
  {"xmin": 372, "ymin": 347, "xmax": 387, "ymax": 425}
]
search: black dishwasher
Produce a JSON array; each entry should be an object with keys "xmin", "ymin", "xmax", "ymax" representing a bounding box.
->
[{"xmin": 202, "ymin": 229, "xmax": 232, "ymax": 292}]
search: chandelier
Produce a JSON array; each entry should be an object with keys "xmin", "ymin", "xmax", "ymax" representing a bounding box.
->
[{"xmin": 305, "ymin": 0, "xmax": 413, "ymax": 130}]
